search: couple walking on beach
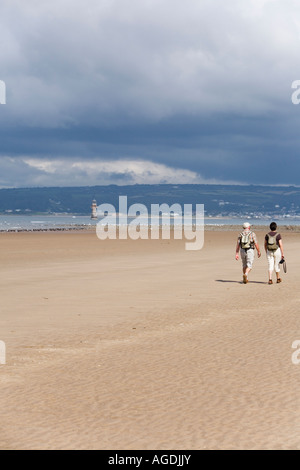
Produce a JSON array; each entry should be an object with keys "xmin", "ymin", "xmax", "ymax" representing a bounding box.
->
[{"xmin": 235, "ymin": 222, "xmax": 285, "ymax": 284}]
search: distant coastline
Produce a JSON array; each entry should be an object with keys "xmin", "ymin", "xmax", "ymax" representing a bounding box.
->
[{"xmin": 1, "ymin": 184, "xmax": 300, "ymax": 219}]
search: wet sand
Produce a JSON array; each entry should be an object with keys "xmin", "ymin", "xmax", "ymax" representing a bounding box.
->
[{"xmin": 0, "ymin": 228, "xmax": 299, "ymax": 449}]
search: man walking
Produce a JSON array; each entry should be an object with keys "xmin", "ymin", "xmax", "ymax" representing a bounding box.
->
[{"xmin": 235, "ymin": 222, "xmax": 261, "ymax": 284}]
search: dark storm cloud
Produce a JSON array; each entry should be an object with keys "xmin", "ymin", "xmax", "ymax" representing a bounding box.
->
[{"xmin": 1, "ymin": 0, "xmax": 300, "ymax": 186}]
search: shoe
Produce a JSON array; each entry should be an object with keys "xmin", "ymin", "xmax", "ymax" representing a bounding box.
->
[
  {"xmin": 268, "ymin": 280, "xmax": 273, "ymax": 284},
  {"xmin": 243, "ymin": 275, "xmax": 248, "ymax": 284},
  {"xmin": 277, "ymin": 278, "xmax": 282, "ymax": 283}
]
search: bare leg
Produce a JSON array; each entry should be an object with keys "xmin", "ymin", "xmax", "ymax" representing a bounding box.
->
[{"xmin": 243, "ymin": 267, "xmax": 251, "ymax": 283}]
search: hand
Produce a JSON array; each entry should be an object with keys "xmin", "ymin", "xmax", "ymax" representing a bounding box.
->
[
  {"xmin": 235, "ymin": 254, "xmax": 239, "ymax": 260},
  {"xmin": 258, "ymin": 251, "xmax": 261, "ymax": 258}
]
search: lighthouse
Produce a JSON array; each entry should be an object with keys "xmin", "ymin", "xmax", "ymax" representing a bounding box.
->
[{"xmin": 91, "ymin": 199, "xmax": 98, "ymax": 219}]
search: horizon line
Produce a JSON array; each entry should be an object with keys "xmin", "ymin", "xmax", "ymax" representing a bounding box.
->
[{"xmin": 0, "ymin": 182, "xmax": 300, "ymax": 190}]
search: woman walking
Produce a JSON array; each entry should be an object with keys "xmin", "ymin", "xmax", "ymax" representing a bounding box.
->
[{"xmin": 264, "ymin": 222, "xmax": 285, "ymax": 284}]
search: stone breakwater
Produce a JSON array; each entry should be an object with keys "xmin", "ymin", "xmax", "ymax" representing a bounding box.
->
[
  {"xmin": 0, "ymin": 225, "xmax": 96, "ymax": 233},
  {"xmin": 1, "ymin": 224, "xmax": 300, "ymax": 234}
]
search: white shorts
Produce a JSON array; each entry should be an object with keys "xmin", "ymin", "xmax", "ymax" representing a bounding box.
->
[
  {"xmin": 240, "ymin": 248, "xmax": 255, "ymax": 269},
  {"xmin": 267, "ymin": 248, "xmax": 281, "ymax": 273}
]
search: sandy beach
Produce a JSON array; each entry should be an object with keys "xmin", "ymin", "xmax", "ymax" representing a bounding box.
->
[{"xmin": 0, "ymin": 227, "xmax": 299, "ymax": 450}]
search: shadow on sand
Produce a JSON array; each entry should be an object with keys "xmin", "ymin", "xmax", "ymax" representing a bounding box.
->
[{"xmin": 215, "ymin": 279, "xmax": 266, "ymax": 285}]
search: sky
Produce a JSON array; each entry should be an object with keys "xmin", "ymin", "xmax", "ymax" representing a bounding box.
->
[{"xmin": 1, "ymin": 0, "xmax": 300, "ymax": 188}]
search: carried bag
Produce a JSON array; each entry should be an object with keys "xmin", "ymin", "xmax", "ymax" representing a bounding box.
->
[
  {"xmin": 267, "ymin": 233, "xmax": 278, "ymax": 251},
  {"xmin": 279, "ymin": 258, "xmax": 287, "ymax": 273},
  {"xmin": 240, "ymin": 232, "xmax": 252, "ymax": 250}
]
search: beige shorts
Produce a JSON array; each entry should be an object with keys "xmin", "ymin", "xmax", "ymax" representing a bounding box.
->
[
  {"xmin": 267, "ymin": 248, "xmax": 281, "ymax": 273},
  {"xmin": 240, "ymin": 248, "xmax": 255, "ymax": 269}
]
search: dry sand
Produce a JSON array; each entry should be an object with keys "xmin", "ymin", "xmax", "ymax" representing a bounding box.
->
[{"xmin": 0, "ymin": 227, "xmax": 299, "ymax": 450}]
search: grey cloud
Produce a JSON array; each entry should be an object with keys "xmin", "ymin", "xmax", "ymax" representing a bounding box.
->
[
  {"xmin": 2, "ymin": 0, "xmax": 300, "ymax": 125},
  {"xmin": 0, "ymin": 156, "xmax": 227, "ymax": 187},
  {"xmin": 1, "ymin": 1, "xmax": 300, "ymax": 186}
]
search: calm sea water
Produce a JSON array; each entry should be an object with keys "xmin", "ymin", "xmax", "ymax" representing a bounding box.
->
[{"xmin": 0, "ymin": 214, "xmax": 300, "ymax": 231}]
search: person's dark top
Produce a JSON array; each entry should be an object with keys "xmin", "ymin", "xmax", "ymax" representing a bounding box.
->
[{"xmin": 265, "ymin": 231, "xmax": 281, "ymax": 246}]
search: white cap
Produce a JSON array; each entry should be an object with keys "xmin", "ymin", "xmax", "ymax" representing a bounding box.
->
[{"xmin": 243, "ymin": 222, "xmax": 251, "ymax": 229}]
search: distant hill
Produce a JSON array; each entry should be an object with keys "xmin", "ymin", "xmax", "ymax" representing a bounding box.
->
[{"xmin": 0, "ymin": 184, "xmax": 299, "ymax": 217}]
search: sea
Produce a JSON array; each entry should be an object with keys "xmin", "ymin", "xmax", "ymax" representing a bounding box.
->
[{"xmin": 0, "ymin": 214, "xmax": 300, "ymax": 232}]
